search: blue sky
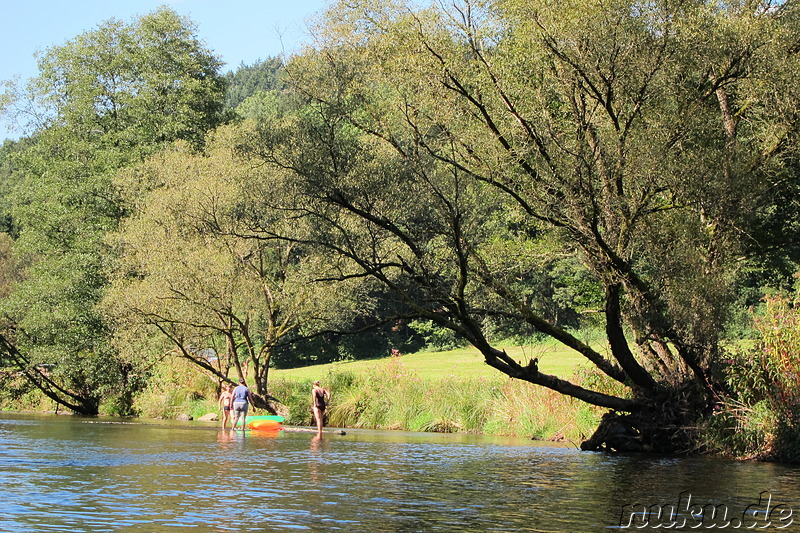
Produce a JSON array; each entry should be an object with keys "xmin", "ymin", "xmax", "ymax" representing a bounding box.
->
[{"xmin": 0, "ymin": 0, "xmax": 331, "ymax": 139}]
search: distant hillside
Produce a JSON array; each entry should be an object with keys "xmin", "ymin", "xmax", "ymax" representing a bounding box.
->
[{"xmin": 223, "ymin": 57, "xmax": 284, "ymax": 111}]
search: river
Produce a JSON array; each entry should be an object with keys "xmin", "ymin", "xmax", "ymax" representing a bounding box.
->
[{"xmin": 1, "ymin": 413, "xmax": 798, "ymax": 532}]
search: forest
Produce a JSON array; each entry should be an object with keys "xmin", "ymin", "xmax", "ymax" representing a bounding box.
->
[{"xmin": 1, "ymin": 0, "xmax": 799, "ymax": 459}]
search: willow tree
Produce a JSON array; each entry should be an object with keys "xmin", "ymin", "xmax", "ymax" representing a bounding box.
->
[
  {"xmin": 106, "ymin": 125, "xmax": 348, "ymax": 406},
  {"xmin": 0, "ymin": 7, "xmax": 226, "ymax": 414},
  {"xmin": 242, "ymin": 0, "xmax": 800, "ymax": 451}
]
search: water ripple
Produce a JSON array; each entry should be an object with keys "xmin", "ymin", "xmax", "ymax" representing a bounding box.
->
[{"xmin": 1, "ymin": 416, "xmax": 798, "ymax": 532}]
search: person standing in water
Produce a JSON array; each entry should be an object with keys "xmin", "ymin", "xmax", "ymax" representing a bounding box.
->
[
  {"xmin": 218, "ymin": 383, "xmax": 234, "ymax": 429},
  {"xmin": 231, "ymin": 380, "xmax": 253, "ymax": 431},
  {"xmin": 311, "ymin": 381, "xmax": 330, "ymax": 435}
]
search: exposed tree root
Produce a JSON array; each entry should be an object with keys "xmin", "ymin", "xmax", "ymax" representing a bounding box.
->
[{"xmin": 580, "ymin": 385, "xmax": 709, "ymax": 453}]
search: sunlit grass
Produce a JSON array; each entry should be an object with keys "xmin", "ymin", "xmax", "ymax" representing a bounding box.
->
[
  {"xmin": 271, "ymin": 341, "xmax": 596, "ymax": 382},
  {"xmin": 268, "ymin": 341, "xmax": 611, "ymax": 442}
]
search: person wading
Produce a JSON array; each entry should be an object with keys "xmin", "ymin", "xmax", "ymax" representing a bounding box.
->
[
  {"xmin": 311, "ymin": 381, "xmax": 330, "ymax": 436},
  {"xmin": 218, "ymin": 383, "xmax": 234, "ymax": 429},
  {"xmin": 231, "ymin": 380, "xmax": 253, "ymax": 431}
]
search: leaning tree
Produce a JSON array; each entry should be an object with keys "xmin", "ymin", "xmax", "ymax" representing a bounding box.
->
[{"xmin": 238, "ymin": 0, "xmax": 800, "ymax": 452}]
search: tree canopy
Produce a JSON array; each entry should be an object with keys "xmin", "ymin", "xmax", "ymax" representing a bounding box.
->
[
  {"xmin": 105, "ymin": 125, "xmax": 355, "ymax": 404},
  {"xmin": 223, "ymin": 57, "xmax": 285, "ymax": 112},
  {"xmin": 0, "ymin": 7, "xmax": 227, "ymax": 414},
  {"xmin": 236, "ymin": 0, "xmax": 800, "ymax": 451},
  {"xmin": 0, "ymin": 1, "xmax": 797, "ymax": 454}
]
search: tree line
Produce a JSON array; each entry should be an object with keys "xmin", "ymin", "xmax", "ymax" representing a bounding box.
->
[{"xmin": 1, "ymin": 1, "xmax": 799, "ymax": 454}]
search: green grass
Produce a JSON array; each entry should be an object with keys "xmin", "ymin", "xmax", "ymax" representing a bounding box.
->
[
  {"xmin": 271, "ymin": 342, "xmax": 594, "ymax": 382},
  {"xmin": 267, "ymin": 342, "xmax": 611, "ymax": 441},
  {"xmin": 118, "ymin": 339, "xmax": 610, "ymax": 441}
]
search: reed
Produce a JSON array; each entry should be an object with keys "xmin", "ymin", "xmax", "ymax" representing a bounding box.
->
[{"xmin": 268, "ymin": 357, "xmax": 604, "ymax": 443}]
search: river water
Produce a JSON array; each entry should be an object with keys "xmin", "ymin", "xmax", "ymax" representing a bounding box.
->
[{"xmin": 1, "ymin": 413, "xmax": 798, "ymax": 532}]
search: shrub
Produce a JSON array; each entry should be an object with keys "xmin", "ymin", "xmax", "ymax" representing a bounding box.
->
[
  {"xmin": 408, "ymin": 320, "xmax": 467, "ymax": 351},
  {"xmin": 132, "ymin": 356, "xmax": 217, "ymax": 419},
  {"xmin": 703, "ymin": 285, "xmax": 800, "ymax": 461}
]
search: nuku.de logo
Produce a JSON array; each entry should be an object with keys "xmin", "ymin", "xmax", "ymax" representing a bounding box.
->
[{"xmin": 619, "ymin": 491, "xmax": 794, "ymax": 529}]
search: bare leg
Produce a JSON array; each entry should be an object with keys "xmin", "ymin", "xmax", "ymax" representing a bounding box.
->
[{"xmin": 313, "ymin": 407, "xmax": 324, "ymax": 435}]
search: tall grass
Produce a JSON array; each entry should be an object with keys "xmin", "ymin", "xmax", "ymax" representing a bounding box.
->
[
  {"xmin": 268, "ymin": 357, "xmax": 606, "ymax": 443},
  {"xmin": 132, "ymin": 356, "xmax": 218, "ymax": 419}
]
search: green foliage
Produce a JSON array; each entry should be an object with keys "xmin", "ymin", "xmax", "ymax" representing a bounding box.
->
[
  {"xmin": 0, "ymin": 139, "xmax": 26, "ymax": 236},
  {"xmin": 106, "ymin": 125, "xmax": 355, "ymax": 397},
  {"xmin": 484, "ymin": 254, "xmax": 606, "ymax": 340},
  {"xmin": 235, "ymin": 91, "xmax": 285, "ymax": 122},
  {"xmin": 726, "ymin": 293, "xmax": 800, "ymax": 412},
  {"xmin": 132, "ymin": 356, "xmax": 217, "ymax": 419},
  {"xmin": 0, "ymin": 6, "xmax": 226, "ymax": 414},
  {"xmin": 239, "ymin": 0, "xmax": 800, "ymax": 453},
  {"xmin": 1, "ymin": 0, "xmax": 799, "ymax": 460},
  {"xmin": 224, "ymin": 57, "xmax": 285, "ymax": 112},
  {"xmin": 408, "ymin": 320, "xmax": 466, "ymax": 352},
  {"xmin": 0, "ymin": 367, "xmax": 36, "ymax": 410},
  {"xmin": 703, "ymin": 286, "xmax": 800, "ymax": 461},
  {"xmin": 28, "ymin": 7, "xmax": 225, "ymax": 151},
  {"xmin": 0, "ymin": 232, "xmax": 18, "ymax": 302}
]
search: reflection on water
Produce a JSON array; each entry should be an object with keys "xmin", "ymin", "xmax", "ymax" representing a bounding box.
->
[{"xmin": 0, "ymin": 413, "xmax": 798, "ymax": 532}]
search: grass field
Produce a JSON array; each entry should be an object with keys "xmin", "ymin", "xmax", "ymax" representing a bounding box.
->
[{"xmin": 271, "ymin": 342, "xmax": 594, "ymax": 383}]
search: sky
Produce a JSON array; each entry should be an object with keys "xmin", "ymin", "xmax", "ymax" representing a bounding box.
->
[{"xmin": 0, "ymin": 0, "xmax": 332, "ymax": 139}]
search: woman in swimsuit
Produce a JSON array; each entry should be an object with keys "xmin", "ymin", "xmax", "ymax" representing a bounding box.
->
[
  {"xmin": 311, "ymin": 381, "xmax": 330, "ymax": 435},
  {"xmin": 218, "ymin": 384, "xmax": 234, "ymax": 429}
]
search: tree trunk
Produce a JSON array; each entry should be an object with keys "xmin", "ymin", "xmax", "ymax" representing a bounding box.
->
[{"xmin": 0, "ymin": 334, "xmax": 100, "ymax": 415}]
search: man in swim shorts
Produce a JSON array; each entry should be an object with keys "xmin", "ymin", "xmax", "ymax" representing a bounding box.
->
[{"xmin": 231, "ymin": 380, "xmax": 253, "ymax": 431}]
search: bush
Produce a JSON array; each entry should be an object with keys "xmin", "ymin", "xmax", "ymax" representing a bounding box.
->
[
  {"xmin": 408, "ymin": 320, "xmax": 467, "ymax": 351},
  {"xmin": 132, "ymin": 357, "xmax": 217, "ymax": 419},
  {"xmin": 703, "ymin": 285, "xmax": 800, "ymax": 461}
]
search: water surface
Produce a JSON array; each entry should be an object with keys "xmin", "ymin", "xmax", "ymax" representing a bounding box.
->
[{"xmin": 1, "ymin": 413, "xmax": 798, "ymax": 532}]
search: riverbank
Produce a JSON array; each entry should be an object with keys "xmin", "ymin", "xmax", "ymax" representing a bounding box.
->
[
  {"xmin": 111, "ymin": 345, "xmax": 605, "ymax": 444},
  {"xmin": 271, "ymin": 361, "xmax": 608, "ymax": 444},
  {"xmin": 0, "ymin": 343, "xmax": 604, "ymax": 443},
  {"xmin": 6, "ymin": 329, "xmax": 799, "ymax": 462}
]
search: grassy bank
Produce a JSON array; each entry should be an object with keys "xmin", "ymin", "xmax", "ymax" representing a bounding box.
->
[
  {"xmin": 2, "ymin": 342, "xmax": 613, "ymax": 444},
  {"xmin": 7, "ymin": 316, "xmax": 799, "ymax": 460},
  {"xmin": 266, "ymin": 346, "xmax": 618, "ymax": 444}
]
